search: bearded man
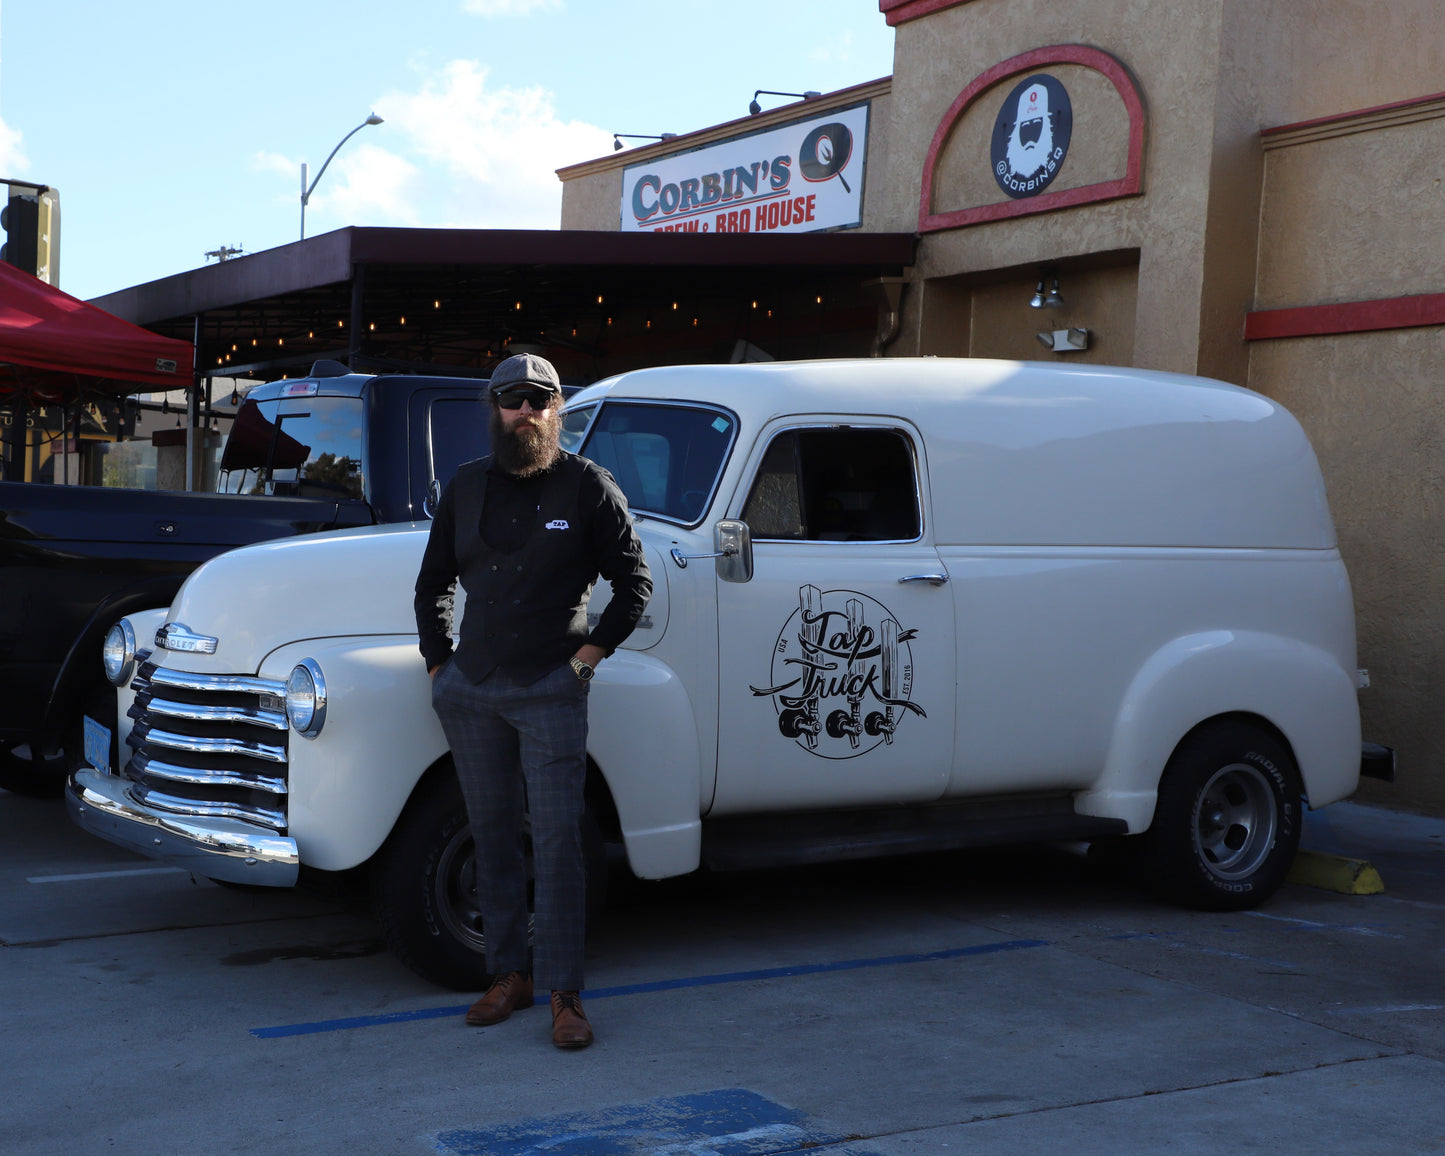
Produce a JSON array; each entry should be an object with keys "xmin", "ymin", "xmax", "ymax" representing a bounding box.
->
[
  {"xmin": 1005, "ymin": 82, "xmax": 1054, "ymax": 183},
  {"xmin": 414, "ymin": 353, "xmax": 651, "ymax": 1049}
]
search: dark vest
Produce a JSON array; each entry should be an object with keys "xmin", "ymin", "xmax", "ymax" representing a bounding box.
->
[{"xmin": 450, "ymin": 453, "xmax": 595, "ymax": 684}]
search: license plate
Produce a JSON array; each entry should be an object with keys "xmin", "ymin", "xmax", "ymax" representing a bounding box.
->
[{"xmin": 83, "ymin": 715, "xmax": 112, "ymax": 774}]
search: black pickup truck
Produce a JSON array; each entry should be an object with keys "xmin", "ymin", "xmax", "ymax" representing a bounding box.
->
[{"xmin": 0, "ymin": 363, "xmax": 496, "ymax": 795}]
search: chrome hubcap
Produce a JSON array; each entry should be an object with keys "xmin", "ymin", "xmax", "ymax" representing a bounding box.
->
[{"xmin": 1192, "ymin": 763, "xmax": 1278, "ymax": 880}]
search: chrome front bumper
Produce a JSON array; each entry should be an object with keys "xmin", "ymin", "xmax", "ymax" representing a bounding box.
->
[{"xmin": 66, "ymin": 768, "xmax": 299, "ymax": 886}]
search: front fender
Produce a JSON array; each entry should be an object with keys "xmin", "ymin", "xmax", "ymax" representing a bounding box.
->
[
  {"xmin": 1077, "ymin": 630, "xmax": 1361, "ymax": 832},
  {"xmin": 260, "ymin": 636, "xmax": 445, "ymax": 872},
  {"xmin": 588, "ymin": 649, "xmax": 702, "ymax": 879}
]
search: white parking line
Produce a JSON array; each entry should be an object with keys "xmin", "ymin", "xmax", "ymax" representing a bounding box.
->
[
  {"xmin": 27, "ymin": 866, "xmax": 188, "ymax": 884},
  {"xmin": 1243, "ymin": 910, "xmax": 1403, "ymax": 938},
  {"xmin": 1328, "ymin": 1004, "xmax": 1445, "ymax": 1015}
]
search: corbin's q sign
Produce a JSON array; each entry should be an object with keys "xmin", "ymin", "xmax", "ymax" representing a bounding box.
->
[{"xmin": 621, "ymin": 104, "xmax": 869, "ymax": 235}]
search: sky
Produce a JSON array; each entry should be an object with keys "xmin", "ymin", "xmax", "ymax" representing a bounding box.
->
[{"xmin": 0, "ymin": 1, "xmax": 897, "ymax": 302}]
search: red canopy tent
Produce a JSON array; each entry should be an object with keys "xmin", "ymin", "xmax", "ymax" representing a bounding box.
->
[
  {"xmin": 0, "ymin": 259, "xmax": 193, "ymax": 398},
  {"xmin": 0, "ymin": 261, "xmax": 196, "ymax": 480}
]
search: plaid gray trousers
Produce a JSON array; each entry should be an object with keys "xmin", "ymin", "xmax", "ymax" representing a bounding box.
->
[{"xmin": 430, "ymin": 659, "xmax": 590, "ymax": 991}]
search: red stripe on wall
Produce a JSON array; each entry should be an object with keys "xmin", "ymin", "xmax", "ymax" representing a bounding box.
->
[{"xmin": 1244, "ymin": 293, "xmax": 1445, "ymax": 340}]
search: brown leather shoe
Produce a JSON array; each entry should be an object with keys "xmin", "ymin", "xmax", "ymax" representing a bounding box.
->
[
  {"xmin": 465, "ymin": 971, "xmax": 534, "ymax": 1026},
  {"xmin": 550, "ymin": 990, "xmax": 593, "ymax": 1049}
]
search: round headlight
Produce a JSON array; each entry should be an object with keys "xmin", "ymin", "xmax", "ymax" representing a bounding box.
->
[
  {"xmin": 102, "ymin": 620, "xmax": 137, "ymax": 686},
  {"xmin": 285, "ymin": 660, "xmax": 327, "ymax": 739}
]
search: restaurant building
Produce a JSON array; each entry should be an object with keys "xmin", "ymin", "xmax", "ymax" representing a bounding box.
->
[{"xmin": 558, "ymin": 0, "xmax": 1445, "ymax": 813}]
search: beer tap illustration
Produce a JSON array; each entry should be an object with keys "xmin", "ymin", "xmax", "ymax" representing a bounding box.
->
[
  {"xmin": 777, "ymin": 584, "xmax": 824, "ymax": 748},
  {"xmin": 825, "ymin": 597, "xmax": 867, "ymax": 748},
  {"xmin": 865, "ymin": 618, "xmax": 900, "ymax": 744}
]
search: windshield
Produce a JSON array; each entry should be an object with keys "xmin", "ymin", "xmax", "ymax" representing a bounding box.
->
[
  {"xmin": 578, "ymin": 401, "xmax": 736, "ymax": 525},
  {"xmin": 217, "ymin": 396, "xmax": 365, "ymax": 499}
]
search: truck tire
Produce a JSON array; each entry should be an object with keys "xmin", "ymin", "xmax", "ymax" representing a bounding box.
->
[
  {"xmin": 1144, "ymin": 719, "xmax": 1302, "ymax": 911},
  {"xmin": 371, "ymin": 770, "xmax": 607, "ymax": 991},
  {"xmin": 0, "ymin": 740, "xmax": 68, "ymax": 797}
]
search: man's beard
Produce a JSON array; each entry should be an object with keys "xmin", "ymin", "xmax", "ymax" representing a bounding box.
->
[
  {"xmin": 1006, "ymin": 118, "xmax": 1053, "ymax": 180},
  {"xmin": 490, "ymin": 404, "xmax": 562, "ymax": 476}
]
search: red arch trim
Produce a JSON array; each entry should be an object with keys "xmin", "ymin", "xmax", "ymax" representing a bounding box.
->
[{"xmin": 919, "ymin": 45, "xmax": 1145, "ymax": 234}]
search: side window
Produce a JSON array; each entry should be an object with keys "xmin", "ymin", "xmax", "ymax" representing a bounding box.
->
[
  {"xmin": 429, "ymin": 398, "xmax": 489, "ymax": 488},
  {"xmin": 741, "ymin": 427, "xmax": 920, "ymax": 542},
  {"xmin": 579, "ymin": 402, "xmax": 736, "ymax": 524}
]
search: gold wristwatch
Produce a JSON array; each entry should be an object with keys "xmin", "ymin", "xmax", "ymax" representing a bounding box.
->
[{"xmin": 569, "ymin": 656, "xmax": 595, "ymax": 681}]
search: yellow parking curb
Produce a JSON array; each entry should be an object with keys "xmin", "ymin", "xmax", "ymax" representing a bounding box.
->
[{"xmin": 1288, "ymin": 850, "xmax": 1385, "ymax": 895}]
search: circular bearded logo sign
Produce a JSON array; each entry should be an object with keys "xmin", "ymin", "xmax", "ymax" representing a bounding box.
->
[{"xmin": 991, "ymin": 73, "xmax": 1072, "ymax": 199}]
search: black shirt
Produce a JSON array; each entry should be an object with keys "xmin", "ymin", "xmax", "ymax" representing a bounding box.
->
[{"xmin": 414, "ymin": 451, "xmax": 652, "ymax": 682}]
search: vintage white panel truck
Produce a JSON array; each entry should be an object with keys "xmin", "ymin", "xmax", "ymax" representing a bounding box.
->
[{"xmin": 67, "ymin": 359, "xmax": 1388, "ymax": 988}]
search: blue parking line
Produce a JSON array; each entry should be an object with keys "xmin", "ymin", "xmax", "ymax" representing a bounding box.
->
[{"xmin": 250, "ymin": 937, "xmax": 1049, "ymax": 1040}]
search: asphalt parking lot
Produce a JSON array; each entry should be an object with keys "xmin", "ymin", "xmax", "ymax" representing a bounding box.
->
[{"xmin": 2, "ymin": 789, "xmax": 1443, "ymax": 1156}]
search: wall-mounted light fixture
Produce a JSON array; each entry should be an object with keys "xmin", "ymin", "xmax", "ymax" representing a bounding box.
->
[
  {"xmin": 1036, "ymin": 327, "xmax": 1091, "ymax": 352},
  {"xmin": 1029, "ymin": 268, "xmax": 1065, "ymax": 309},
  {"xmin": 749, "ymin": 89, "xmax": 822, "ymax": 116},
  {"xmin": 613, "ymin": 132, "xmax": 678, "ymax": 151}
]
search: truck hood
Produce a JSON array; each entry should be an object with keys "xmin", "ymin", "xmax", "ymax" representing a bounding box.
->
[
  {"xmin": 159, "ymin": 522, "xmax": 428, "ymax": 671},
  {"xmin": 158, "ymin": 520, "xmax": 670, "ymax": 673}
]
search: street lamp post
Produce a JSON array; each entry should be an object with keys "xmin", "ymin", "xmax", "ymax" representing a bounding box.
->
[{"xmin": 300, "ymin": 113, "xmax": 384, "ymax": 240}]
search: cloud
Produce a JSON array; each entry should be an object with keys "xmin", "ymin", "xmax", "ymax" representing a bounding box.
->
[
  {"xmin": 252, "ymin": 150, "xmax": 298, "ymax": 178},
  {"xmin": 809, "ymin": 28, "xmax": 856, "ymax": 64},
  {"xmin": 461, "ymin": 0, "xmax": 562, "ymax": 16},
  {"xmin": 0, "ymin": 117, "xmax": 29, "ymax": 176},
  {"xmin": 339, "ymin": 59, "xmax": 612, "ymax": 230},
  {"xmin": 311, "ymin": 144, "xmax": 423, "ymax": 226}
]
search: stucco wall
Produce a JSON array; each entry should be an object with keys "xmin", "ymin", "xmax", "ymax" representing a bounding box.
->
[
  {"xmin": 1248, "ymin": 101, "xmax": 1445, "ymax": 814},
  {"xmin": 882, "ymin": 0, "xmax": 1227, "ymax": 375},
  {"xmin": 1250, "ymin": 329, "xmax": 1445, "ymax": 814}
]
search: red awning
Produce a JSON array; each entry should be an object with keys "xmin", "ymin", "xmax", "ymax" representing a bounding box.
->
[{"xmin": 0, "ymin": 260, "xmax": 193, "ymax": 396}]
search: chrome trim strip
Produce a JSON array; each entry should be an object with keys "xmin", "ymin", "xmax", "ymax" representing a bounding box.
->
[
  {"xmin": 135, "ymin": 723, "xmax": 287, "ymax": 764},
  {"xmin": 146, "ymin": 667, "xmax": 287, "ymax": 697},
  {"xmin": 133, "ymin": 754, "xmax": 288, "ymax": 796},
  {"xmin": 141, "ymin": 695, "xmax": 288, "ymax": 731},
  {"xmin": 155, "ymin": 622, "xmax": 219, "ymax": 655},
  {"xmin": 67, "ymin": 769, "xmax": 298, "ymax": 887},
  {"xmin": 133, "ymin": 784, "xmax": 288, "ymax": 831}
]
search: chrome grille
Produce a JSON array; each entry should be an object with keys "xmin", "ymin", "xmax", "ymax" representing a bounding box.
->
[{"xmin": 124, "ymin": 658, "xmax": 290, "ymax": 831}]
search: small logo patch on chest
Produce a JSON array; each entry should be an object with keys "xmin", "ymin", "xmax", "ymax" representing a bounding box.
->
[{"xmin": 544, "ymin": 519, "xmax": 570, "ymax": 530}]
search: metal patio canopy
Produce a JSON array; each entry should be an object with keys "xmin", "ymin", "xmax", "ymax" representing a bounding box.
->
[
  {"xmin": 90, "ymin": 226, "xmax": 917, "ymax": 385},
  {"xmin": 0, "ymin": 258, "xmax": 194, "ymax": 398}
]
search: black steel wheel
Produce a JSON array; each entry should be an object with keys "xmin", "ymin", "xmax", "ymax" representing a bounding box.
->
[
  {"xmin": 372, "ymin": 770, "xmax": 607, "ymax": 991},
  {"xmin": 1144, "ymin": 718, "xmax": 1303, "ymax": 911}
]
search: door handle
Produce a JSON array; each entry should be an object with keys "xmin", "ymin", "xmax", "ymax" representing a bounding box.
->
[{"xmin": 898, "ymin": 573, "xmax": 949, "ymax": 586}]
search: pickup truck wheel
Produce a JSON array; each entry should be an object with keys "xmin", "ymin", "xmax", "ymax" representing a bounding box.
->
[
  {"xmin": 372, "ymin": 773, "xmax": 607, "ymax": 991},
  {"xmin": 0, "ymin": 740, "xmax": 68, "ymax": 798},
  {"xmin": 1145, "ymin": 720, "xmax": 1302, "ymax": 911}
]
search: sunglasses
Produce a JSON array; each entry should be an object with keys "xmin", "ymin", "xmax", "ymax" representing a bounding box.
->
[{"xmin": 494, "ymin": 387, "xmax": 557, "ymax": 411}]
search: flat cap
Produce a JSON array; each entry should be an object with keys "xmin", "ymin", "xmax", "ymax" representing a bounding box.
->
[{"xmin": 488, "ymin": 352, "xmax": 562, "ymax": 396}]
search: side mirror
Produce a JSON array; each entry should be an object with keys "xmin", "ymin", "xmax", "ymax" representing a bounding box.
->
[
  {"xmin": 715, "ymin": 519, "xmax": 753, "ymax": 583},
  {"xmin": 423, "ymin": 478, "xmax": 442, "ymax": 519}
]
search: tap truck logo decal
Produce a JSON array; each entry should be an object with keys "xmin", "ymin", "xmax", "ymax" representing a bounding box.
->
[{"xmin": 750, "ymin": 584, "xmax": 925, "ymax": 759}]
